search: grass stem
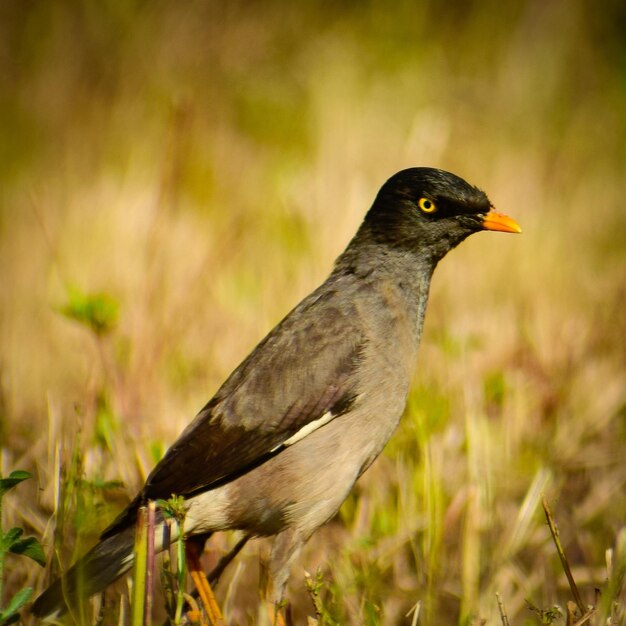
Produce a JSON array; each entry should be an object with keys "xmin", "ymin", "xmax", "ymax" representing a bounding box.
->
[
  {"xmin": 145, "ymin": 501, "xmax": 156, "ymax": 625},
  {"xmin": 496, "ymin": 592, "xmax": 509, "ymax": 626},
  {"xmin": 174, "ymin": 519, "xmax": 186, "ymax": 625},
  {"xmin": 542, "ymin": 496, "xmax": 587, "ymax": 616},
  {"xmin": 132, "ymin": 506, "xmax": 148, "ymax": 626}
]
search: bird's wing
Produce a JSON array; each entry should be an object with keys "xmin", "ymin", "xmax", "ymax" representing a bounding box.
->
[{"xmin": 102, "ymin": 285, "xmax": 363, "ymax": 537}]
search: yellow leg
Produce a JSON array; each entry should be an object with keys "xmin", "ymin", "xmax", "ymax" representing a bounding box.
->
[{"xmin": 186, "ymin": 541, "xmax": 224, "ymax": 626}]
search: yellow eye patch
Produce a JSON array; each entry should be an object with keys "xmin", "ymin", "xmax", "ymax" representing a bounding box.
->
[{"xmin": 418, "ymin": 197, "xmax": 437, "ymax": 213}]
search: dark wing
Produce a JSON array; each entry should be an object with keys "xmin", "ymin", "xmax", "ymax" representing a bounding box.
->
[{"xmin": 102, "ymin": 283, "xmax": 363, "ymax": 538}]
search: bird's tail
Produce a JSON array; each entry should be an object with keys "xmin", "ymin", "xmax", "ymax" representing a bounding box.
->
[{"xmin": 32, "ymin": 525, "xmax": 137, "ymax": 621}]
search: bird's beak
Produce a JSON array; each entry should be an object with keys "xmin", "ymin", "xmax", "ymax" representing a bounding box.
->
[{"xmin": 481, "ymin": 210, "xmax": 522, "ymax": 234}]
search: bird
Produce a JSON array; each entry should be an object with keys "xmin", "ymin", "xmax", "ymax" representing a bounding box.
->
[{"xmin": 33, "ymin": 167, "xmax": 521, "ymax": 621}]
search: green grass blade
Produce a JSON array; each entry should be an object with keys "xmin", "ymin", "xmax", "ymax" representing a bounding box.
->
[{"xmin": 132, "ymin": 506, "xmax": 148, "ymax": 626}]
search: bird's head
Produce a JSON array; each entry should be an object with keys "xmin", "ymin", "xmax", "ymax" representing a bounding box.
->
[{"xmin": 359, "ymin": 167, "xmax": 521, "ymax": 263}]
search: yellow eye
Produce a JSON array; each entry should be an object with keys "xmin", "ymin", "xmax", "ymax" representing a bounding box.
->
[{"xmin": 418, "ymin": 197, "xmax": 437, "ymax": 213}]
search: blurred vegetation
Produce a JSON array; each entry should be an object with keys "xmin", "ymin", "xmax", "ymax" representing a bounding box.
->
[
  {"xmin": 0, "ymin": 471, "xmax": 45, "ymax": 625},
  {"xmin": 0, "ymin": 0, "xmax": 625, "ymax": 624}
]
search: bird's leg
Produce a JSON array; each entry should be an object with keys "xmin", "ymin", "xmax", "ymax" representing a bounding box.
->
[
  {"xmin": 185, "ymin": 536, "xmax": 224, "ymax": 626},
  {"xmin": 263, "ymin": 529, "xmax": 303, "ymax": 626},
  {"xmin": 161, "ymin": 534, "xmax": 249, "ymax": 626}
]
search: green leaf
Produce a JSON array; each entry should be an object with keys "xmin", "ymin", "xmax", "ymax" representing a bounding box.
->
[
  {"xmin": 60, "ymin": 287, "xmax": 119, "ymax": 335},
  {"xmin": 0, "ymin": 471, "xmax": 31, "ymax": 498},
  {"xmin": 9, "ymin": 536, "xmax": 46, "ymax": 566},
  {"xmin": 0, "ymin": 587, "xmax": 33, "ymax": 624},
  {"xmin": 94, "ymin": 394, "xmax": 117, "ymax": 451},
  {"xmin": 157, "ymin": 495, "xmax": 186, "ymax": 521},
  {"xmin": 0, "ymin": 528, "xmax": 23, "ymax": 551}
]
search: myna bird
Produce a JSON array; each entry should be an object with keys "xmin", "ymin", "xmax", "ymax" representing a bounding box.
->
[{"xmin": 33, "ymin": 167, "xmax": 521, "ymax": 620}]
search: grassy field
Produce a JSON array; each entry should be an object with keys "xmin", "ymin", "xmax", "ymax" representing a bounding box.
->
[{"xmin": 1, "ymin": 1, "xmax": 625, "ymax": 624}]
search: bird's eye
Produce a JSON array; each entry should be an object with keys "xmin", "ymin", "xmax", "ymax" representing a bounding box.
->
[{"xmin": 418, "ymin": 198, "xmax": 437, "ymax": 213}]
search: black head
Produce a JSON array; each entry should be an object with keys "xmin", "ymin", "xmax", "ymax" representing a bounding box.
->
[{"xmin": 357, "ymin": 167, "xmax": 520, "ymax": 263}]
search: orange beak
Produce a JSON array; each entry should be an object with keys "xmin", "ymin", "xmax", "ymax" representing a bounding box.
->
[{"xmin": 481, "ymin": 210, "xmax": 522, "ymax": 234}]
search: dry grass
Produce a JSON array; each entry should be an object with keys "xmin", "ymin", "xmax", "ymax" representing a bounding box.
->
[{"xmin": 1, "ymin": 1, "xmax": 625, "ymax": 624}]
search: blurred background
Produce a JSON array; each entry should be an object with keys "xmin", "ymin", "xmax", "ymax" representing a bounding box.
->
[{"xmin": 1, "ymin": 0, "xmax": 625, "ymax": 624}]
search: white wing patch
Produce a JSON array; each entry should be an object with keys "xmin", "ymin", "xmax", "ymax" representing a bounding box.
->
[{"xmin": 271, "ymin": 410, "xmax": 334, "ymax": 452}]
